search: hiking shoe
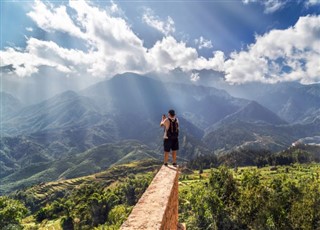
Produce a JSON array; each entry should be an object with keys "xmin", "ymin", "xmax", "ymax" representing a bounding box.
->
[
  {"xmin": 164, "ymin": 163, "xmax": 168, "ymax": 166},
  {"xmin": 173, "ymin": 163, "xmax": 177, "ymax": 167}
]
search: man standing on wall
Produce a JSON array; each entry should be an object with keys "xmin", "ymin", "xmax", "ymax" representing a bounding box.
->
[{"xmin": 160, "ymin": 109, "xmax": 179, "ymax": 167}]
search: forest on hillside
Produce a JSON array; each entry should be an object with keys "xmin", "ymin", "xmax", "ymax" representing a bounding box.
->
[
  {"xmin": 1, "ymin": 145, "xmax": 320, "ymax": 230},
  {"xmin": 1, "ymin": 162, "xmax": 320, "ymax": 230},
  {"xmin": 0, "ymin": 161, "xmax": 158, "ymax": 230},
  {"xmin": 179, "ymin": 164, "xmax": 320, "ymax": 230}
]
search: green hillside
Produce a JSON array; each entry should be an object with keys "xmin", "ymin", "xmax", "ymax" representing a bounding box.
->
[
  {"xmin": 0, "ymin": 140, "xmax": 162, "ymax": 194},
  {"xmin": 8, "ymin": 159, "xmax": 161, "ymax": 230},
  {"xmin": 179, "ymin": 164, "xmax": 320, "ymax": 230}
]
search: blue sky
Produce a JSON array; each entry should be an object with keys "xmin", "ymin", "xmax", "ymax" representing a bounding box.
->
[{"xmin": 0, "ymin": 0, "xmax": 320, "ymax": 84}]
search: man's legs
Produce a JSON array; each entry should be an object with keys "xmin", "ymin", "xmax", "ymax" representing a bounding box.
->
[
  {"xmin": 172, "ymin": 138, "xmax": 178, "ymax": 166},
  {"xmin": 164, "ymin": 151, "xmax": 169, "ymax": 165},
  {"xmin": 164, "ymin": 139, "xmax": 170, "ymax": 165},
  {"xmin": 172, "ymin": 151, "xmax": 177, "ymax": 164}
]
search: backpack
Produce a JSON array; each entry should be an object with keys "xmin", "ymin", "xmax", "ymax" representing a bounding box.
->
[{"xmin": 167, "ymin": 118, "xmax": 179, "ymax": 139}]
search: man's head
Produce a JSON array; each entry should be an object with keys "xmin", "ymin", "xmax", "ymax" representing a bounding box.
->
[{"xmin": 168, "ymin": 109, "xmax": 175, "ymax": 118}]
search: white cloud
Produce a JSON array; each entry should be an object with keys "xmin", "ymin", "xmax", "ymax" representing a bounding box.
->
[
  {"xmin": 193, "ymin": 51, "xmax": 225, "ymax": 72},
  {"xmin": 195, "ymin": 36, "xmax": 213, "ymax": 50},
  {"xmin": 0, "ymin": 38, "xmax": 88, "ymax": 77},
  {"xmin": 27, "ymin": 0, "xmax": 85, "ymax": 39},
  {"xmin": 1, "ymin": 0, "xmax": 151, "ymax": 78},
  {"xmin": 110, "ymin": 0, "xmax": 120, "ymax": 14},
  {"xmin": 147, "ymin": 36, "xmax": 198, "ymax": 71},
  {"xmin": 5, "ymin": 0, "xmax": 318, "ymax": 85},
  {"xmin": 147, "ymin": 36, "xmax": 224, "ymax": 72},
  {"xmin": 263, "ymin": 0, "xmax": 286, "ymax": 13},
  {"xmin": 242, "ymin": 0, "xmax": 286, "ymax": 14},
  {"xmin": 224, "ymin": 15, "xmax": 320, "ymax": 84},
  {"xmin": 1, "ymin": 0, "xmax": 225, "ymax": 78},
  {"xmin": 242, "ymin": 0, "xmax": 255, "ymax": 3},
  {"xmin": 190, "ymin": 72, "xmax": 200, "ymax": 82},
  {"xmin": 26, "ymin": 27, "xmax": 33, "ymax": 32},
  {"xmin": 142, "ymin": 8, "xmax": 175, "ymax": 36},
  {"xmin": 306, "ymin": 0, "xmax": 320, "ymax": 6}
]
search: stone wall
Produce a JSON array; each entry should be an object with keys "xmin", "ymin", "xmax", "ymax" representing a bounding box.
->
[{"xmin": 120, "ymin": 165, "xmax": 179, "ymax": 230}]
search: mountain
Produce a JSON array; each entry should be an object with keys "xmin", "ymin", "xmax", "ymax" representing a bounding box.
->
[
  {"xmin": 217, "ymin": 82, "xmax": 320, "ymax": 123},
  {"xmin": 82, "ymin": 72, "xmax": 170, "ymax": 118},
  {"xmin": 207, "ymin": 101, "xmax": 288, "ymax": 132},
  {"xmin": 0, "ymin": 92, "xmax": 23, "ymax": 119},
  {"xmin": 0, "ymin": 72, "xmax": 102, "ymax": 105},
  {"xmin": 0, "ymin": 136, "xmax": 50, "ymax": 178},
  {"xmin": 0, "ymin": 74, "xmax": 206, "ymax": 179},
  {"xmin": 189, "ymin": 71, "xmax": 320, "ymax": 124},
  {"xmin": 260, "ymin": 83, "xmax": 320, "ymax": 123},
  {"xmin": 2, "ymin": 91, "xmax": 105, "ymax": 135},
  {"xmin": 294, "ymin": 136, "xmax": 320, "ymax": 146},
  {"xmin": 2, "ymin": 72, "xmax": 249, "ymax": 139},
  {"xmin": 82, "ymin": 72, "xmax": 249, "ymax": 128},
  {"xmin": 299, "ymin": 108, "xmax": 320, "ymax": 124},
  {"xmin": 0, "ymin": 140, "xmax": 162, "ymax": 194},
  {"xmin": 229, "ymin": 101, "xmax": 287, "ymax": 125},
  {"xmin": 165, "ymin": 83, "xmax": 248, "ymax": 129},
  {"xmin": 0, "ymin": 73, "xmax": 229, "ymax": 194},
  {"xmin": 2, "ymin": 72, "xmax": 320, "ymax": 195},
  {"xmin": 0, "ymin": 132, "xmax": 212, "ymax": 194},
  {"xmin": 203, "ymin": 119, "xmax": 320, "ymax": 152}
]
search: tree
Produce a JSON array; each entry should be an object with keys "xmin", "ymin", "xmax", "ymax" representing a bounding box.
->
[
  {"xmin": 107, "ymin": 204, "xmax": 132, "ymax": 228},
  {"xmin": 61, "ymin": 216, "xmax": 74, "ymax": 230},
  {"xmin": 209, "ymin": 166, "xmax": 238, "ymax": 206},
  {"xmin": 0, "ymin": 196, "xmax": 28, "ymax": 230}
]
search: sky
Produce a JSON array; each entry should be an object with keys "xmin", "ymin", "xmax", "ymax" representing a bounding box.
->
[{"xmin": 0, "ymin": 0, "xmax": 320, "ymax": 85}]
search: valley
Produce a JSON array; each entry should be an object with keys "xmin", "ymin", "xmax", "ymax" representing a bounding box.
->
[{"xmin": 1, "ymin": 73, "xmax": 320, "ymax": 195}]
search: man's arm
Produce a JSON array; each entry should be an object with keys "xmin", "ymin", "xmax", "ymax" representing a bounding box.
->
[
  {"xmin": 160, "ymin": 118, "xmax": 169, "ymax": 130},
  {"xmin": 160, "ymin": 115, "xmax": 166, "ymax": 127}
]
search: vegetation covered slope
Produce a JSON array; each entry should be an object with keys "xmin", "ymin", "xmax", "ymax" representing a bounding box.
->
[
  {"xmin": 2, "ymin": 159, "xmax": 161, "ymax": 230},
  {"xmin": 0, "ymin": 140, "xmax": 162, "ymax": 195},
  {"xmin": 179, "ymin": 164, "xmax": 320, "ymax": 230}
]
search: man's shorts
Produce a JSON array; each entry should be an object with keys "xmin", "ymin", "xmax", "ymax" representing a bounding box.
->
[{"xmin": 164, "ymin": 138, "xmax": 179, "ymax": 152}]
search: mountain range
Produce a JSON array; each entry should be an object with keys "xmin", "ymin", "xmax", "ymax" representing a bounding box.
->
[{"xmin": 1, "ymin": 72, "xmax": 320, "ymax": 194}]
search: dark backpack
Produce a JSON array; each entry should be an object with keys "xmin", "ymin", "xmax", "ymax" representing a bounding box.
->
[{"xmin": 167, "ymin": 118, "xmax": 179, "ymax": 139}]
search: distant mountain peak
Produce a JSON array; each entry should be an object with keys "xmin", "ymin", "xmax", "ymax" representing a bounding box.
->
[
  {"xmin": 242, "ymin": 100, "xmax": 271, "ymax": 112},
  {"xmin": 113, "ymin": 72, "xmax": 145, "ymax": 79},
  {"xmin": 207, "ymin": 100, "xmax": 287, "ymax": 133},
  {"xmin": 55, "ymin": 90, "xmax": 78, "ymax": 99},
  {"xmin": 233, "ymin": 100, "xmax": 288, "ymax": 125},
  {"xmin": 110, "ymin": 72, "xmax": 157, "ymax": 84}
]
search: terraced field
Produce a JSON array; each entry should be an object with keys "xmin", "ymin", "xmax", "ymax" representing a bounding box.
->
[{"xmin": 13, "ymin": 159, "xmax": 161, "ymax": 210}]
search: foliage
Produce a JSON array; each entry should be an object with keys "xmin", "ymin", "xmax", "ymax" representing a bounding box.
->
[
  {"xmin": 0, "ymin": 141, "xmax": 162, "ymax": 195},
  {"xmin": 18, "ymin": 167, "xmax": 155, "ymax": 229},
  {"xmin": 0, "ymin": 196, "xmax": 28, "ymax": 230},
  {"xmin": 187, "ymin": 154, "xmax": 218, "ymax": 170},
  {"xmin": 104, "ymin": 204, "xmax": 132, "ymax": 229},
  {"xmin": 11, "ymin": 159, "xmax": 159, "ymax": 213},
  {"xmin": 187, "ymin": 144, "xmax": 320, "ymax": 171},
  {"xmin": 180, "ymin": 164, "xmax": 320, "ymax": 230}
]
